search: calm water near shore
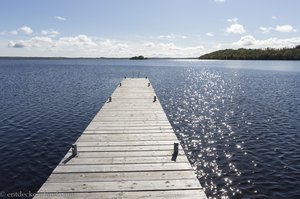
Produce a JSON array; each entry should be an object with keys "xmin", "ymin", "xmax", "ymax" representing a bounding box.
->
[{"xmin": 0, "ymin": 59, "xmax": 299, "ymax": 198}]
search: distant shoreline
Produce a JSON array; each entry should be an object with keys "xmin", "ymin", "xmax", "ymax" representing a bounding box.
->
[
  {"xmin": 199, "ymin": 47, "xmax": 300, "ymax": 60},
  {"xmin": 1, "ymin": 54, "xmax": 300, "ymax": 61}
]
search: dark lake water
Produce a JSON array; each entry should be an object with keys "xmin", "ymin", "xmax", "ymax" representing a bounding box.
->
[{"xmin": 0, "ymin": 59, "xmax": 299, "ymax": 199}]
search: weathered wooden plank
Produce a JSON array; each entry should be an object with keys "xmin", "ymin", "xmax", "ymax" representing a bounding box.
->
[
  {"xmin": 94, "ymin": 116, "xmax": 168, "ymax": 120},
  {"xmin": 53, "ymin": 163, "xmax": 192, "ymax": 173},
  {"xmin": 38, "ymin": 179, "xmax": 201, "ymax": 193},
  {"xmin": 100, "ymin": 108, "xmax": 164, "ymax": 111},
  {"xmin": 83, "ymin": 130, "xmax": 174, "ymax": 134},
  {"xmin": 85, "ymin": 126, "xmax": 173, "ymax": 130},
  {"xmin": 74, "ymin": 145, "xmax": 179, "ymax": 152},
  {"xmin": 46, "ymin": 170, "xmax": 197, "ymax": 183},
  {"xmin": 76, "ymin": 140, "xmax": 177, "ymax": 146},
  {"xmin": 85, "ymin": 126, "xmax": 172, "ymax": 129},
  {"xmin": 79, "ymin": 132, "xmax": 176, "ymax": 137},
  {"xmin": 92, "ymin": 118, "xmax": 170, "ymax": 122},
  {"xmin": 77, "ymin": 134, "xmax": 177, "ymax": 142},
  {"xmin": 85, "ymin": 128, "xmax": 173, "ymax": 132},
  {"xmin": 101, "ymin": 102, "xmax": 161, "ymax": 105},
  {"xmin": 64, "ymin": 150, "xmax": 184, "ymax": 158},
  {"xmin": 86, "ymin": 122, "xmax": 171, "ymax": 127},
  {"xmin": 34, "ymin": 190, "xmax": 207, "ymax": 199},
  {"xmin": 86, "ymin": 125, "xmax": 172, "ymax": 129},
  {"xmin": 97, "ymin": 110, "xmax": 168, "ymax": 113},
  {"xmin": 60, "ymin": 156, "xmax": 188, "ymax": 165}
]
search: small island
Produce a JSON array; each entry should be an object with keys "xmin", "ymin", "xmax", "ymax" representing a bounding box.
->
[
  {"xmin": 129, "ymin": 55, "xmax": 148, "ymax": 60},
  {"xmin": 199, "ymin": 46, "xmax": 300, "ymax": 60}
]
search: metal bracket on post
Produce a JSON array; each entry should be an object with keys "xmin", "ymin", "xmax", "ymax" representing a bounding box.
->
[
  {"xmin": 124, "ymin": 76, "xmax": 126, "ymax": 79},
  {"xmin": 153, "ymin": 96, "xmax": 156, "ymax": 102},
  {"xmin": 108, "ymin": 96, "xmax": 112, "ymax": 103},
  {"xmin": 72, "ymin": 144, "xmax": 78, "ymax": 157},
  {"xmin": 145, "ymin": 76, "xmax": 148, "ymax": 79},
  {"xmin": 171, "ymin": 143, "xmax": 179, "ymax": 161},
  {"xmin": 119, "ymin": 83, "xmax": 122, "ymax": 87},
  {"xmin": 148, "ymin": 82, "xmax": 151, "ymax": 87}
]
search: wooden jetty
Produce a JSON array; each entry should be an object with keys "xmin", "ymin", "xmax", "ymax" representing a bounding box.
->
[{"xmin": 34, "ymin": 78, "xmax": 207, "ymax": 199}]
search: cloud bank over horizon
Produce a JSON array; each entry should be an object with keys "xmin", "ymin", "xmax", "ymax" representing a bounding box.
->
[{"xmin": 6, "ymin": 32, "xmax": 300, "ymax": 57}]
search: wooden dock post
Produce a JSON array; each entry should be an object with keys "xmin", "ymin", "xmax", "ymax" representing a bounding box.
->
[
  {"xmin": 34, "ymin": 78, "xmax": 207, "ymax": 199},
  {"xmin": 172, "ymin": 142, "xmax": 179, "ymax": 161},
  {"xmin": 71, "ymin": 144, "xmax": 78, "ymax": 157}
]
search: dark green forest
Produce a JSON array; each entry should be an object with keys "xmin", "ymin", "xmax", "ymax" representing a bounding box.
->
[{"xmin": 199, "ymin": 46, "xmax": 300, "ymax": 60}]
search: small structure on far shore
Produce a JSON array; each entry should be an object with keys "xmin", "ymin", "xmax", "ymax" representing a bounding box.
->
[{"xmin": 130, "ymin": 55, "xmax": 147, "ymax": 60}]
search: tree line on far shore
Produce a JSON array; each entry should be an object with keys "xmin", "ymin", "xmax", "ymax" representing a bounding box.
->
[{"xmin": 199, "ymin": 46, "xmax": 300, "ymax": 60}]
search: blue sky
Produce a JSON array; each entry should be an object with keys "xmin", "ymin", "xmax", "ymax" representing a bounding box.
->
[{"xmin": 1, "ymin": 0, "xmax": 299, "ymax": 57}]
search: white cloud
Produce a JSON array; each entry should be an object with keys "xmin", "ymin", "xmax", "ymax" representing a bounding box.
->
[
  {"xmin": 158, "ymin": 34, "xmax": 188, "ymax": 40},
  {"xmin": 227, "ymin": 17, "xmax": 239, "ymax": 23},
  {"xmin": 30, "ymin": 37, "xmax": 53, "ymax": 47},
  {"xmin": 213, "ymin": 43, "xmax": 223, "ymax": 49},
  {"xmin": 259, "ymin": 25, "xmax": 297, "ymax": 34},
  {"xmin": 0, "ymin": 30, "xmax": 18, "ymax": 36},
  {"xmin": 272, "ymin": 16, "xmax": 277, "ymax": 20},
  {"xmin": 54, "ymin": 16, "xmax": 66, "ymax": 21},
  {"xmin": 8, "ymin": 37, "xmax": 53, "ymax": 48},
  {"xmin": 234, "ymin": 34, "xmax": 300, "ymax": 48},
  {"xmin": 8, "ymin": 35, "xmax": 97, "ymax": 49},
  {"xmin": 143, "ymin": 42, "xmax": 155, "ymax": 47},
  {"xmin": 41, "ymin": 29, "xmax": 60, "ymax": 37},
  {"xmin": 148, "ymin": 42, "xmax": 203, "ymax": 55},
  {"xmin": 234, "ymin": 35, "xmax": 257, "ymax": 46},
  {"xmin": 9, "ymin": 30, "xmax": 18, "ymax": 35},
  {"xmin": 226, "ymin": 23, "xmax": 246, "ymax": 34},
  {"xmin": 19, "ymin": 26, "xmax": 33, "ymax": 35},
  {"xmin": 94, "ymin": 39, "xmax": 130, "ymax": 57},
  {"xmin": 98, "ymin": 39, "xmax": 128, "ymax": 49},
  {"xmin": 157, "ymin": 42, "xmax": 178, "ymax": 50},
  {"xmin": 226, "ymin": 18, "xmax": 245, "ymax": 34},
  {"xmin": 215, "ymin": 0, "xmax": 225, "ymax": 2},
  {"xmin": 275, "ymin": 25, "xmax": 297, "ymax": 33},
  {"xmin": 139, "ymin": 41, "xmax": 204, "ymax": 57},
  {"xmin": 8, "ymin": 41, "xmax": 26, "ymax": 48},
  {"xmin": 206, "ymin": 32, "xmax": 214, "ymax": 37},
  {"xmin": 57, "ymin": 35, "xmax": 97, "ymax": 47},
  {"xmin": 259, "ymin": 26, "xmax": 273, "ymax": 34}
]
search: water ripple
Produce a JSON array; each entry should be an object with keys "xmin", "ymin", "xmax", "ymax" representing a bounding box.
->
[{"xmin": 156, "ymin": 66, "xmax": 300, "ymax": 198}]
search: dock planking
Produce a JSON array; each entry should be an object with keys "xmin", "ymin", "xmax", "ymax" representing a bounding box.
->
[{"xmin": 34, "ymin": 78, "xmax": 207, "ymax": 199}]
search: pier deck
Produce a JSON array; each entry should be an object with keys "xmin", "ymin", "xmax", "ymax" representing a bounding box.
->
[{"xmin": 34, "ymin": 78, "xmax": 207, "ymax": 199}]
